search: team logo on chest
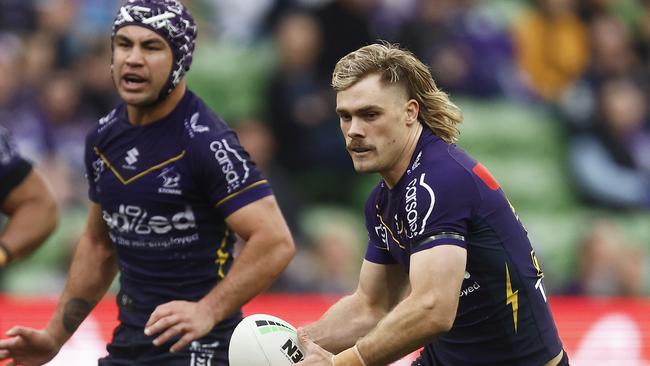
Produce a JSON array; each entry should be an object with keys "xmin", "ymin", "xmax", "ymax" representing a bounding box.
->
[{"xmin": 157, "ymin": 167, "xmax": 182, "ymax": 195}]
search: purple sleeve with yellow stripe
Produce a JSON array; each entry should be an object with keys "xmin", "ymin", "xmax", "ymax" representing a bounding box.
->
[{"xmin": 215, "ymin": 179, "xmax": 273, "ymax": 217}]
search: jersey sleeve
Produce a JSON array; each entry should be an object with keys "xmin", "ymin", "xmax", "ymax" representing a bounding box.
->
[
  {"xmin": 363, "ymin": 185, "xmax": 398, "ymax": 265},
  {"xmin": 404, "ymin": 163, "xmax": 478, "ymax": 254},
  {"xmin": 187, "ymin": 122, "xmax": 272, "ymax": 218},
  {"xmin": 0, "ymin": 126, "xmax": 33, "ymax": 204}
]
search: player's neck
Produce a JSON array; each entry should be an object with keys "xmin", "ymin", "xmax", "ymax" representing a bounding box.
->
[
  {"xmin": 382, "ymin": 123, "xmax": 423, "ymax": 189},
  {"xmin": 126, "ymin": 82, "xmax": 187, "ymax": 126}
]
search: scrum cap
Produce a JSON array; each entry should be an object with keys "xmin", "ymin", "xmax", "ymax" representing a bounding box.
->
[{"xmin": 111, "ymin": 0, "xmax": 197, "ymax": 99}]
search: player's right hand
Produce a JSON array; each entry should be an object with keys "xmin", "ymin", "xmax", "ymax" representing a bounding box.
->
[
  {"xmin": 0, "ymin": 326, "xmax": 60, "ymax": 366},
  {"xmin": 295, "ymin": 328, "xmax": 334, "ymax": 366}
]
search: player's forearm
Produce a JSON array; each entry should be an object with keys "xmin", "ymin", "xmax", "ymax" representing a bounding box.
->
[
  {"xmin": 305, "ymin": 292, "xmax": 386, "ymax": 353},
  {"xmin": 0, "ymin": 192, "xmax": 58, "ymax": 262},
  {"xmin": 199, "ymin": 232, "xmax": 295, "ymax": 325},
  {"xmin": 353, "ymin": 294, "xmax": 454, "ymax": 366},
  {"xmin": 45, "ymin": 234, "xmax": 118, "ymax": 347}
]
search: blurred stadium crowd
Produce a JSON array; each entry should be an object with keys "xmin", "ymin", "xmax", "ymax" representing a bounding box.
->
[{"xmin": 0, "ymin": 0, "xmax": 649, "ymax": 297}]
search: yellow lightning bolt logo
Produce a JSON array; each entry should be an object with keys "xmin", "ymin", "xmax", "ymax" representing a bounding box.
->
[
  {"xmin": 505, "ymin": 263, "xmax": 519, "ymax": 333},
  {"xmin": 215, "ymin": 230, "xmax": 230, "ymax": 279}
]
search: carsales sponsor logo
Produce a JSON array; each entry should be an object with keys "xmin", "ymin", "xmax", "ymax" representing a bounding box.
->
[
  {"xmin": 404, "ymin": 173, "xmax": 435, "ymax": 238},
  {"xmin": 209, "ymin": 139, "xmax": 250, "ymax": 193}
]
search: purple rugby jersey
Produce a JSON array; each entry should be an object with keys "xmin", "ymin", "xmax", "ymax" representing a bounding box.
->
[
  {"xmin": 364, "ymin": 128, "xmax": 563, "ymax": 366},
  {"xmin": 0, "ymin": 126, "xmax": 32, "ymax": 204},
  {"xmin": 84, "ymin": 90, "xmax": 272, "ymax": 330}
]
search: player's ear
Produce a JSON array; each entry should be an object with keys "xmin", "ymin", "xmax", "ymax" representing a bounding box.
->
[{"xmin": 405, "ymin": 99, "xmax": 419, "ymax": 126}]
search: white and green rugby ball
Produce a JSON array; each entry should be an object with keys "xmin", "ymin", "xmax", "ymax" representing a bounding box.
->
[{"xmin": 229, "ymin": 314, "xmax": 305, "ymax": 366}]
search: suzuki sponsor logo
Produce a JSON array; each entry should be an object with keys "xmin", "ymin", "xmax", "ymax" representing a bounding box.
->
[
  {"xmin": 209, "ymin": 139, "xmax": 250, "ymax": 193},
  {"xmin": 157, "ymin": 167, "xmax": 182, "ymax": 195},
  {"xmin": 102, "ymin": 204, "xmax": 196, "ymax": 235},
  {"xmin": 404, "ymin": 173, "xmax": 435, "ymax": 238},
  {"xmin": 123, "ymin": 147, "xmax": 139, "ymax": 170}
]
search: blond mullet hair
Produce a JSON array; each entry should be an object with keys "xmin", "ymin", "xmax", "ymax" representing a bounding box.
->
[{"xmin": 332, "ymin": 43, "xmax": 463, "ymax": 143}]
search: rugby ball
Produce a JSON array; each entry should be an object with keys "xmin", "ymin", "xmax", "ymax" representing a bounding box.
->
[{"xmin": 229, "ymin": 314, "xmax": 305, "ymax": 366}]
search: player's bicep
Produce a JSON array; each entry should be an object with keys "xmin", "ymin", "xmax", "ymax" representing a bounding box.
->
[
  {"xmin": 224, "ymin": 195, "xmax": 290, "ymax": 243},
  {"xmin": 1, "ymin": 169, "xmax": 53, "ymax": 214},
  {"xmin": 409, "ymin": 245, "xmax": 466, "ymax": 325},
  {"xmin": 357, "ymin": 260, "xmax": 408, "ymax": 312}
]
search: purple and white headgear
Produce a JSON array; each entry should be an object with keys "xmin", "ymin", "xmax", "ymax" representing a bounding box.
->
[{"xmin": 111, "ymin": 0, "xmax": 198, "ymax": 99}]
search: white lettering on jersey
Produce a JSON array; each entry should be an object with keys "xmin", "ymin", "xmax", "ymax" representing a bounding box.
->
[
  {"xmin": 404, "ymin": 173, "xmax": 435, "ymax": 238},
  {"xmin": 209, "ymin": 139, "xmax": 250, "ymax": 194},
  {"xmin": 460, "ymin": 281, "xmax": 481, "ymax": 297},
  {"xmin": 102, "ymin": 204, "xmax": 196, "ymax": 235},
  {"xmin": 405, "ymin": 179, "xmax": 418, "ymax": 235}
]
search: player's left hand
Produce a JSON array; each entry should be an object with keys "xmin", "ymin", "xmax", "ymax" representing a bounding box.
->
[
  {"xmin": 295, "ymin": 328, "xmax": 334, "ymax": 366},
  {"xmin": 144, "ymin": 300, "xmax": 216, "ymax": 353}
]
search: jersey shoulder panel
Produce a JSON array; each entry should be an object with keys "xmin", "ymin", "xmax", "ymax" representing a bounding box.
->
[
  {"xmin": 401, "ymin": 141, "xmax": 481, "ymax": 251},
  {"xmin": 83, "ymin": 107, "xmax": 119, "ymax": 202},
  {"xmin": 86, "ymin": 106, "xmax": 123, "ymax": 144},
  {"xmin": 180, "ymin": 95, "xmax": 232, "ymax": 142},
  {"xmin": 181, "ymin": 94, "xmax": 271, "ymax": 215},
  {"xmin": 364, "ymin": 182, "xmax": 383, "ymax": 221}
]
